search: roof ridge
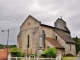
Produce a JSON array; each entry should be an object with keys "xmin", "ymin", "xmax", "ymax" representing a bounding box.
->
[{"xmin": 41, "ymin": 24, "xmax": 70, "ymax": 34}]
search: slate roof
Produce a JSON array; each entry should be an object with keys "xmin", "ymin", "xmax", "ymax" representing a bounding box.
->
[
  {"xmin": 55, "ymin": 18, "xmax": 66, "ymax": 23},
  {"xmin": 54, "ymin": 18, "xmax": 70, "ymax": 33},
  {"xmin": 46, "ymin": 37, "xmax": 64, "ymax": 49},
  {"xmin": 41, "ymin": 24, "xmax": 70, "ymax": 34},
  {"xmin": 41, "ymin": 23, "xmax": 75, "ymax": 44},
  {"xmin": 54, "ymin": 29, "xmax": 76, "ymax": 44}
]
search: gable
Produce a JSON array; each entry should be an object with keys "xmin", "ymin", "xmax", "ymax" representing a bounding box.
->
[{"xmin": 20, "ymin": 15, "xmax": 41, "ymax": 31}]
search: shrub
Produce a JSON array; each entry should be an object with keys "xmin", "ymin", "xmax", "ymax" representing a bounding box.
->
[
  {"xmin": 10, "ymin": 47, "xmax": 25, "ymax": 57},
  {"xmin": 41, "ymin": 48, "xmax": 57, "ymax": 58},
  {"xmin": 30, "ymin": 54, "xmax": 37, "ymax": 58}
]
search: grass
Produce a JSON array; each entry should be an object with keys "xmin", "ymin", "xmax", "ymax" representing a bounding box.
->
[{"xmin": 62, "ymin": 57, "xmax": 76, "ymax": 60}]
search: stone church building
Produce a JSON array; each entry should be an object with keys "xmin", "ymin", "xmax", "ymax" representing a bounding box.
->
[{"xmin": 17, "ymin": 15, "xmax": 76, "ymax": 56}]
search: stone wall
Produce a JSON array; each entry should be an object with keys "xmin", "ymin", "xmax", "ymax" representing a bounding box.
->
[
  {"xmin": 20, "ymin": 16, "xmax": 40, "ymax": 31},
  {"xmin": 41, "ymin": 26, "xmax": 65, "ymax": 55},
  {"xmin": 18, "ymin": 17, "xmax": 42, "ymax": 56},
  {"xmin": 41, "ymin": 26, "xmax": 54, "ymax": 38},
  {"xmin": 54, "ymin": 30, "xmax": 76, "ymax": 56},
  {"xmin": 17, "ymin": 16, "xmax": 76, "ymax": 56},
  {"xmin": 45, "ymin": 40, "xmax": 64, "ymax": 55}
]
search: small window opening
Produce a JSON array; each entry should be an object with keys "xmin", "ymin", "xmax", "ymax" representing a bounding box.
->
[
  {"xmin": 28, "ymin": 23, "xmax": 30, "ymax": 25},
  {"xmin": 55, "ymin": 36, "xmax": 57, "ymax": 40},
  {"xmin": 27, "ymin": 35, "xmax": 29, "ymax": 48},
  {"xmin": 70, "ymin": 44, "xmax": 71, "ymax": 51},
  {"xmin": 47, "ymin": 46, "xmax": 50, "ymax": 49}
]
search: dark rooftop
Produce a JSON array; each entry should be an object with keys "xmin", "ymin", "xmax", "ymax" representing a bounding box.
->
[
  {"xmin": 41, "ymin": 24, "xmax": 70, "ymax": 34},
  {"xmin": 54, "ymin": 29, "xmax": 76, "ymax": 44}
]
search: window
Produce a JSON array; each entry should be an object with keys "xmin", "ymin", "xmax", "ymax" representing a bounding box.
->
[
  {"xmin": 43, "ymin": 30, "xmax": 46, "ymax": 40},
  {"xmin": 28, "ymin": 23, "xmax": 30, "ymax": 25},
  {"xmin": 55, "ymin": 36, "xmax": 57, "ymax": 40},
  {"xmin": 47, "ymin": 46, "xmax": 50, "ymax": 49},
  {"xmin": 27, "ymin": 35, "xmax": 29, "ymax": 48},
  {"xmin": 70, "ymin": 44, "xmax": 71, "ymax": 51}
]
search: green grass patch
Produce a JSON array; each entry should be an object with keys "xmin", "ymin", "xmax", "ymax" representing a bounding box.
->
[{"xmin": 62, "ymin": 57, "xmax": 76, "ymax": 60}]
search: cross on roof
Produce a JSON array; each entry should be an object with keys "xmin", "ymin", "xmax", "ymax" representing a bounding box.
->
[{"xmin": 60, "ymin": 16, "xmax": 62, "ymax": 19}]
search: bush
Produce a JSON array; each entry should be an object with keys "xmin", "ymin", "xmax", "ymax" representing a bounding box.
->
[
  {"xmin": 10, "ymin": 47, "xmax": 25, "ymax": 57},
  {"xmin": 41, "ymin": 48, "xmax": 57, "ymax": 58},
  {"xmin": 30, "ymin": 54, "xmax": 37, "ymax": 58}
]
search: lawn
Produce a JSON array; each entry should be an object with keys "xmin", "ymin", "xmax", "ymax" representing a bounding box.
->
[{"xmin": 62, "ymin": 57, "xmax": 76, "ymax": 60}]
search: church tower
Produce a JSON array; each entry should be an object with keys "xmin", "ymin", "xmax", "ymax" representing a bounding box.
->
[{"xmin": 54, "ymin": 18, "xmax": 70, "ymax": 34}]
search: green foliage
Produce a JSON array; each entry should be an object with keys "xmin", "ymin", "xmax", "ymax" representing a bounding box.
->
[
  {"xmin": 30, "ymin": 54, "xmax": 37, "ymax": 58},
  {"xmin": 0, "ymin": 44, "xmax": 16, "ymax": 49},
  {"xmin": 72, "ymin": 36, "xmax": 80, "ymax": 54},
  {"xmin": 0, "ymin": 44, "xmax": 4, "ymax": 49},
  {"xmin": 10, "ymin": 47, "xmax": 24, "ymax": 57},
  {"xmin": 41, "ymin": 48, "xmax": 57, "ymax": 58},
  {"xmin": 8, "ymin": 44, "xmax": 17, "ymax": 48}
]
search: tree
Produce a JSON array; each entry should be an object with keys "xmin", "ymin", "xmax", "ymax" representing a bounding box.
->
[
  {"xmin": 41, "ymin": 48, "xmax": 57, "ymax": 58},
  {"xmin": 0, "ymin": 44, "xmax": 4, "ymax": 49},
  {"xmin": 72, "ymin": 36, "xmax": 80, "ymax": 54},
  {"xmin": 0, "ymin": 44, "xmax": 17, "ymax": 49}
]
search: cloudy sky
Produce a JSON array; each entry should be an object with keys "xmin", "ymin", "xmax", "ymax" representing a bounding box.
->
[{"xmin": 0, "ymin": 0, "xmax": 80, "ymax": 45}]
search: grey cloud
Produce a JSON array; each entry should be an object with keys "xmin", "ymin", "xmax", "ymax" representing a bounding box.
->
[{"xmin": 0, "ymin": 0, "xmax": 80, "ymax": 44}]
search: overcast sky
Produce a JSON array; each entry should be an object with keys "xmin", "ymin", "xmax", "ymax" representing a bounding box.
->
[{"xmin": 0, "ymin": 0, "xmax": 80, "ymax": 45}]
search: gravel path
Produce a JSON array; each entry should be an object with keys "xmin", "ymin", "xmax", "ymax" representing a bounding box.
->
[{"xmin": 74, "ymin": 57, "xmax": 80, "ymax": 60}]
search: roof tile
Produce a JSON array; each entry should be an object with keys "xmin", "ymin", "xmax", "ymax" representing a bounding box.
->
[
  {"xmin": 0, "ymin": 49, "xmax": 7, "ymax": 60},
  {"xmin": 46, "ymin": 37, "xmax": 64, "ymax": 49}
]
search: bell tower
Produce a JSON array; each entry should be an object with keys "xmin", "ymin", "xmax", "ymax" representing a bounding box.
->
[{"xmin": 54, "ymin": 18, "xmax": 70, "ymax": 34}]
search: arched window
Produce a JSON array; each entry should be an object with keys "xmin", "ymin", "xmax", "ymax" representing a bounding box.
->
[
  {"xmin": 42, "ymin": 30, "xmax": 46, "ymax": 40},
  {"xmin": 27, "ymin": 35, "xmax": 29, "ymax": 48},
  {"xmin": 42, "ymin": 30, "xmax": 46, "ymax": 48},
  {"xmin": 70, "ymin": 44, "xmax": 71, "ymax": 51}
]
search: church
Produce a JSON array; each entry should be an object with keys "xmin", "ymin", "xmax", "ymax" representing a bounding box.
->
[{"xmin": 17, "ymin": 15, "xmax": 76, "ymax": 56}]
